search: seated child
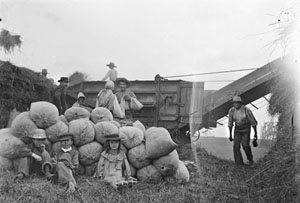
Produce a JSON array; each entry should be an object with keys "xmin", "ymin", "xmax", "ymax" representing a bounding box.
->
[
  {"xmin": 52, "ymin": 133, "xmax": 79, "ymax": 193},
  {"xmin": 14, "ymin": 129, "xmax": 53, "ymax": 181},
  {"xmin": 94, "ymin": 133, "xmax": 137, "ymax": 190}
]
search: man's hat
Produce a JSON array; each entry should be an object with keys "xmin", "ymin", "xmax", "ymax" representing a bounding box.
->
[
  {"xmin": 104, "ymin": 133, "xmax": 123, "ymax": 141},
  {"xmin": 116, "ymin": 77, "xmax": 131, "ymax": 87},
  {"xmin": 59, "ymin": 133, "xmax": 74, "ymax": 141},
  {"xmin": 42, "ymin": 69, "xmax": 49, "ymax": 75},
  {"xmin": 77, "ymin": 92, "xmax": 86, "ymax": 99},
  {"xmin": 106, "ymin": 62, "xmax": 117, "ymax": 68},
  {"xmin": 58, "ymin": 77, "xmax": 69, "ymax": 83},
  {"xmin": 32, "ymin": 129, "xmax": 47, "ymax": 139},
  {"xmin": 232, "ymin": 96, "xmax": 242, "ymax": 103}
]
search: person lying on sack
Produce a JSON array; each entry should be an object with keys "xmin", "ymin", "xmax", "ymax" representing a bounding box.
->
[
  {"xmin": 115, "ymin": 77, "xmax": 143, "ymax": 121},
  {"xmin": 72, "ymin": 92, "xmax": 92, "ymax": 112},
  {"xmin": 51, "ymin": 133, "xmax": 79, "ymax": 193},
  {"xmin": 95, "ymin": 80, "xmax": 124, "ymax": 118},
  {"xmin": 14, "ymin": 129, "xmax": 54, "ymax": 181},
  {"xmin": 228, "ymin": 96, "xmax": 258, "ymax": 166},
  {"xmin": 93, "ymin": 133, "xmax": 137, "ymax": 191}
]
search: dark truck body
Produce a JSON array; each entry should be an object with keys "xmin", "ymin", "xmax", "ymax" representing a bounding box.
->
[{"xmin": 66, "ymin": 80, "xmax": 205, "ymax": 134}]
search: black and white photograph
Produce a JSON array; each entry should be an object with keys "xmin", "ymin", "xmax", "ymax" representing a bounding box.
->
[{"xmin": 0, "ymin": 0, "xmax": 299, "ymax": 202}]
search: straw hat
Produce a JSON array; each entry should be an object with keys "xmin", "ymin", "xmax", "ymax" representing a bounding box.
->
[
  {"xmin": 104, "ymin": 133, "xmax": 123, "ymax": 141},
  {"xmin": 106, "ymin": 62, "xmax": 117, "ymax": 68},
  {"xmin": 116, "ymin": 77, "xmax": 130, "ymax": 87},
  {"xmin": 59, "ymin": 133, "xmax": 74, "ymax": 141},
  {"xmin": 77, "ymin": 92, "xmax": 85, "ymax": 99},
  {"xmin": 232, "ymin": 96, "xmax": 242, "ymax": 103},
  {"xmin": 32, "ymin": 129, "xmax": 47, "ymax": 139}
]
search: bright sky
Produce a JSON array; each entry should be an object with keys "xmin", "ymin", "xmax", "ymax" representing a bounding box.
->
[{"xmin": 0, "ymin": 0, "xmax": 293, "ymax": 90}]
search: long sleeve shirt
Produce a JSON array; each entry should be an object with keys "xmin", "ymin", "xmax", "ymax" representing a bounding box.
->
[
  {"xmin": 228, "ymin": 105, "xmax": 257, "ymax": 128},
  {"xmin": 102, "ymin": 69, "xmax": 118, "ymax": 81}
]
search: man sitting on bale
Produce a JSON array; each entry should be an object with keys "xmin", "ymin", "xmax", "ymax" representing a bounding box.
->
[
  {"xmin": 14, "ymin": 129, "xmax": 53, "ymax": 181},
  {"xmin": 115, "ymin": 77, "xmax": 143, "ymax": 122},
  {"xmin": 52, "ymin": 133, "xmax": 79, "ymax": 193},
  {"xmin": 228, "ymin": 96, "xmax": 258, "ymax": 166},
  {"xmin": 72, "ymin": 92, "xmax": 92, "ymax": 112}
]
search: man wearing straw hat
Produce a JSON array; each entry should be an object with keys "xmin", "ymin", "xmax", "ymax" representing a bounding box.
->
[
  {"xmin": 102, "ymin": 62, "xmax": 118, "ymax": 82},
  {"xmin": 228, "ymin": 96, "xmax": 258, "ymax": 166}
]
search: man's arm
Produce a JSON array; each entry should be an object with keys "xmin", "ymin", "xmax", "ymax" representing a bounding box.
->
[{"xmin": 228, "ymin": 108, "xmax": 234, "ymax": 141}]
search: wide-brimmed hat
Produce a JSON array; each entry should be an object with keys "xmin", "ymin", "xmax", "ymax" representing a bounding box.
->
[
  {"xmin": 232, "ymin": 96, "xmax": 242, "ymax": 103},
  {"xmin": 32, "ymin": 129, "xmax": 47, "ymax": 139},
  {"xmin": 77, "ymin": 92, "xmax": 86, "ymax": 99},
  {"xmin": 58, "ymin": 77, "xmax": 69, "ymax": 83},
  {"xmin": 59, "ymin": 133, "xmax": 74, "ymax": 141},
  {"xmin": 116, "ymin": 77, "xmax": 130, "ymax": 87},
  {"xmin": 106, "ymin": 62, "xmax": 117, "ymax": 68},
  {"xmin": 104, "ymin": 133, "xmax": 123, "ymax": 141},
  {"xmin": 42, "ymin": 69, "xmax": 49, "ymax": 75}
]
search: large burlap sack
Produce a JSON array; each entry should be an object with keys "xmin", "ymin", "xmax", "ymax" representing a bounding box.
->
[
  {"xmin": 59, "ymin": 115, "xmax": 69, "ymax": 126},
  {"xmin": 11, "ymin": 112, "xmax": 38, "ymax": 143},
  {"xmin": 45, "ymin": 120, "xmax": 68, "ymax": 143},
  {"xmin": 85, "ymin": 162, "xmax": 98, "ymax": 176},
  {"xmin": 69, "ymin": 118, "xmax": 95, "ymax": 147},
  {"xmin": 127, "ymin": 143, "xmax": 151, "ymax": 169},
  {"xmin": 78, "ymin": 142, "xmax": 103, "ymax": 166},
  {"xmin": 145, "ymin": 127, "xmax": 177, "ymax": 159},
  {"xmin": 119, "ymin": 126, "xmax": 144, "ymax": 149},
  {"xmin": 136, "ymin": 165, "xmax": 163, "ymax": 183},
  {"xmin": 29, "ymin": 101, "xmax": 59, "ymax": 129},
  {"xmin": 64, "ymin": 107, "xmax": 90, "ymax": 122},
  {"xmin": 0, "ymin": 128, "xmax": 29, "ymax": 159},
  {"xmin": 0, "ymin": 156, "xmax": 13, "ymax": 171},
  {"xmin": 153, "ymin": 150, "xmax": 179, "ymax": 177},
  {"xmin": 94, "ymin": 121, "xmax": 119, "ymax": 145},
  {"xmin": 111, "ymin": 120, "xmax": 121, "ymax": 128},
  {"xmin": 174, "ymin": 160, "xmax": 190, "ymax": 183},
  {"xmin": 133, "ymin": 120, "xmax": 146, "ymax": 135},
  {"xmin": 91, "ymin": 107, "xmax": 113, "ymax": 124}
]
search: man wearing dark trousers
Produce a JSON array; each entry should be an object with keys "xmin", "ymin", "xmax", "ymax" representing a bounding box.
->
[{"xmin": 228, "ymin": 96, "xmax": 258, "ymax": 166}]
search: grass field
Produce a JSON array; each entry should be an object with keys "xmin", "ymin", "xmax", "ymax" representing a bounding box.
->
[{"xmin": 0, "ymin": 143, "xmax": 268, "ymax": 203}]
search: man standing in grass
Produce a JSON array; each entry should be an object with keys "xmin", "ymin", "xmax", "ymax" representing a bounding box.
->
[{"xmin": 228, "ymin": 96, "xmax": 258, "ymax": 166}]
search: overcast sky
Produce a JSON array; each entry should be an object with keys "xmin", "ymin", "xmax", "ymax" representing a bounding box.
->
[{"xmin": 0, "ymin": 0, "xmax": 293, "ymax": 90}]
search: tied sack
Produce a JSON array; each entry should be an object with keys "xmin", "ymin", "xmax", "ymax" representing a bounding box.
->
[
  {"xmin": 45, "ymin": 120, "xmax": 68, "ymax": 143},
  {"xmin": 127, "ymin": 143, "xmax": 151, "ymax": 169},
  {"xmin": 153, "ymin": 150, "xmax": 180, "ymax": 177},
  {"xmin": 132, "ymin": 120, "xmax": 146, "ymax": 135},
  {"xmin": 30, "ymin": 101, "xmax": 59, "ymax": 129},
  {"xmin": 69, "ymin": 118, "xmax": 95, "ymax": 147},
  {"xmin": 173, "ymin": 160, "xmax": 190, "ymax": 183},
  {"xmin": 11, "ymin": 112, "xmax": 38, "ymax": 144},
  {"xmin": 78, "ymin": 142, "xmax": 103, "ymax": 166},
  {"xmin": 94, "ymin": 121, "xmax": 119, "ymax": 145},
  {"xmin": 119, "ymin": 126, "xmax": 144, "ymax": 149},
  {"xmin": 0, "ymin": 128, "xmax": 29, "ymax": 159},
  {"xmin": 64, "ymin": 107, "xmax": 90, "ymax": 122},
  {"xmin": 0, "ymin": 156, "xmax": 13, "ymax": 171},
  {"xmin": 145, "ymin": 127, "xmax": 177, "ymax": 159},
  {"xmin": 137, "ymin": 165, "xmax": 163, "ymax": 183},
  {"xmin": 91, "ymin": 107, "xmax": 113, "ymax": 124}
]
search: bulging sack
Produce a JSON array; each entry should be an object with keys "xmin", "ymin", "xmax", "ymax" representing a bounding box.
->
[
  {"xmin": 45, "ymin": 120, "xmax": 69, "ymax": 143},
  {"xmin": 78, "ymin": 142, "xmax": 103, "ymax": 166},
  {"xmin": 69, "ymin": 118, "xmax": 95, "ymax": 147},
  {"xmin": 64, "ymin": 107, "xmax": 90, "ymax": 122},
  {"xmin": 127, "ymin": 143, "xmax": 151, "ymax": 169},
  {"xmin": 153, "ymin": 150, "xmax": 180, "ymax": 177},
  {"xmin": 136, "ymin": 165, "xmax": 162, "ymax": 183},
  {"xmin": 0, "ymin": 156, "xmax": 13, "ymax": 171},
  {"xmin": 94, "ymin": 121, "xmax": 119, "ymax": 145},
  {"xmin": 91, "ymin": 107, "xmax": 113, "ymax": 124},
  {"xmin": 145, "ymin": 127, "xmax": 177, "ymax": 159},
  {"xmin": 174, "ymin": 160, "xmax": 190, "ymax": 183},
  {"xmin": 133, "ymin": 120, "xmax": 146, "ymax": 135},
  {"xmin": 30, "ymin": 101, "xmax": 59, "ymax": 129},
  {"xmin": 0, "ymin": 128, "xmax": 28, "ymax": 159},
  {"xmin": 119, "ymin": 126, "xmax": 144, "ymax": 149},
  {"xmin": 11, "ymin": 112, "xmax": 37, "ymax": 144}
]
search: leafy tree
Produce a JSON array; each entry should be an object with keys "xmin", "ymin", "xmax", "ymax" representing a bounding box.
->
[
  {"xmin": 69, "ymin": 71, "xmax": 90, "ymax": 86},
  {"xmin": 0, "ymin": 29, "xmax": 22, "ymax": 53}
]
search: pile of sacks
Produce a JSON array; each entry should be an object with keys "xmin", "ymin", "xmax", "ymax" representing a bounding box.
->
[{"xmin": 0, "ymin": 101, "xmax": 190, "ymax": 183}]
